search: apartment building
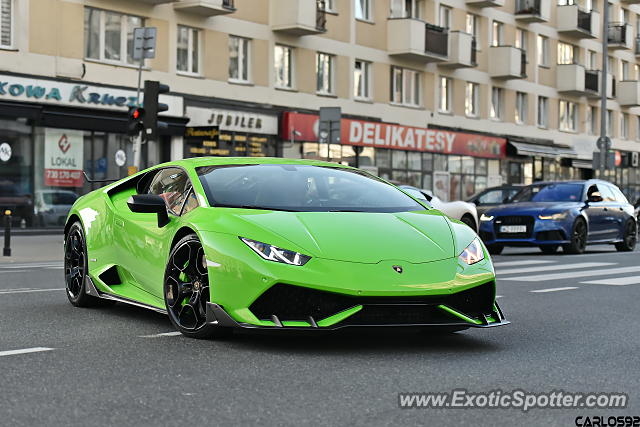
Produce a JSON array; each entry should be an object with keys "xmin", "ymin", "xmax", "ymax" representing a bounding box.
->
[{"xmin": 2, "ymin": 0, "xmax": 640, "ymax": 227}]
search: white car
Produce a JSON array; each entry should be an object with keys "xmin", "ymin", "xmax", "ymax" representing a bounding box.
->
[
  {"xmin": 34, "ymin": 190, "xmax": 79, "ymax": 227},
  {"xmin": 399, "ymin": 185, "xmax": 479, "ymax": 231}
]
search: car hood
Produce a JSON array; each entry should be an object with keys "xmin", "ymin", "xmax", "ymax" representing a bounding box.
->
[
  {"xmin": 198, "ymin": 209, "xmax": 456, "ymax": 264},
  {"xmin": 486, "ymin": 201, "xmax": 581, "ymax": 216}
]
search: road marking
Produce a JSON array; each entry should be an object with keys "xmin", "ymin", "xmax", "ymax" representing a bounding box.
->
[
  {"xmin": 501, "ymin": 266, "xmax": 640, "ymax": 282},
  {"xmin": 495, "ymin": 295, "xmax": 503, "ymax": 299},
  {"xmin": 492, "ymin": 260, "xmax": 555, "ymax": 268},
  {"xmin": 0, "ymin": 263, "xmax": 63, "ymax": 270},
  {"xmin": 140, "ymin": 331, "xmax": 182, "ymax": 338},
  {"xmin": 581, "ymin": 276, "xmax": 640, "ymax": 286},
  {"xmin": 0, "ymin": 288, "xmax": 65, "ymax": 295},
  {"xmin": 0, "ymin": 270, "xmax": 28, "ymax": 274},
  {"xmin": 0, "ymin": 347, "xmax": 54, "ymax": 357},
  {"xmin": 530, "ymin": 287, "xmax": 579, "ymax": 293},
  {"xmin": 497, "ymin": 262, "xmax": 615, "ymax": 276}
]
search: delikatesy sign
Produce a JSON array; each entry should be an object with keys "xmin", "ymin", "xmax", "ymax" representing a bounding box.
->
[
  {"xmin": 282, "ymin": 112, "xmax": 506, "ymax": 159},
  {"xmin": 44, "ymin": 128, "xmax": 84, "ymax": 187}
]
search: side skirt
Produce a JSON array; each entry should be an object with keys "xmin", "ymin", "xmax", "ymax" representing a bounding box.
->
[{"xmin": 85, "ymin": 276, "xmax": 167, "ymax": 315}]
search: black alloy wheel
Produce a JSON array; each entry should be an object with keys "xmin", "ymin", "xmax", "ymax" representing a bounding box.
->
[
  {"xmin": 64, "ymin": 222, "xmax": 103, "ymax": 307},
  {"xmin": 563, "ymin": 218, "xmax": 587, "ymax": 254},
  {"xmin": 615, "ymin": 220, "xmax": 637, "ymax": 252},
  {"xmin": 164, "ymin": 234, "xmax": 232, "ymax": 339}
]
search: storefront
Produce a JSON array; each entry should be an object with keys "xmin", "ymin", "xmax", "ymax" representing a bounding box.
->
[
  {"xmin": 504, "ymin": 139, "xmax": 584, "ymax": 185},
  {"xmin": 0, "ymin": 73, "xmax": 186, "ymax": 228},
  {"xmin": 281, "ymin": 112, "xmax": 507, "ymax": 201},
  {"xmin": 183, "ymin": 106, "xmax": 279, "ymax": 158}
]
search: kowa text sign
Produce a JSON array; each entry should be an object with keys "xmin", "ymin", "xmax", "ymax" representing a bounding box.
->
[{"xmin": 0, "ymin": 74, "xmax": 183, "ymax": 116}]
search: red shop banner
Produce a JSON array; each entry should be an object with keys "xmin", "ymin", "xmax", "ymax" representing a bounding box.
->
[{"xmin": 281, "ymin": 112, "xmax": 506, "ymax": 159}]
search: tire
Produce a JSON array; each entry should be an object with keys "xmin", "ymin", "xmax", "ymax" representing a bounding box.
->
[
  {"xmin": 563, "ymin": 218, "xmax": 587, "ymax": 254},
  {"xmin": 164, "ymin": 234, "xmax": 233, "ymax": 339},
  {"xmin": 539, "ymin": 245, "xmax": 559, "ymax": 254},
  {"xmin": 615, "ymin": 220, "xmax": 637, "ymax": 252},
  {"xmin": 64, "ymin": 222, "xmax": 105, "ymax": 307},
  {"xmin": 460, "ymin": 214, "xmax": 477, "ymax": 231},
  {"xmin": 487, "ymin": 244, "xmax": 503, "ymax": 255}
]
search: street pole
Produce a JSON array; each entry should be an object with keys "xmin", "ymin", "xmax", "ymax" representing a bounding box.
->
[
  {"xmin": 133, "ymin": 56, "xmax": 145, "ymax": 171},
  {"xmin": 598, "ymin": 2, "xmax": 609, "ymax": 179}
]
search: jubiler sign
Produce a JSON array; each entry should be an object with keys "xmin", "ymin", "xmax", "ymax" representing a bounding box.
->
[
  {"xmin": 282, "ymin": 112, "xmax": 506, "ymax": 159},
  {"xmin": 44, "ymin": 128, "xmax": 84, "ymax": 188}
]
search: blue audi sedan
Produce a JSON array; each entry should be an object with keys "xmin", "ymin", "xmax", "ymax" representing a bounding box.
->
[{"xmin": 478, "ymin": 180, "xmax": 637, "ymax": 254}]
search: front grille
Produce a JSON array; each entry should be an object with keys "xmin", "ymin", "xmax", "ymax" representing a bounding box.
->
[
  {"xmin": 536, "ymin": 230, "xmax": 566, "ymax": 241},
  {"xmin": 494, "ymin": 215, "xmax": 534, "ymax": 239},
  {"xmin": 249, "ymin": 281, "xmax": 495, "ymax": 325}
]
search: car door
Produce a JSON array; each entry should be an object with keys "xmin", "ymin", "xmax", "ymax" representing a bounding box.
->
[
  {"xmin": 597, "ymin": 185, "xmax": 622, "ymax": 240},
  {"xmin": 606, "ymin": 184, "xmax": 630, "ymax": 239},
  {"xmin": 584, "ymin": 183, "xmax": 609, "ymax": 242},
  {"xmin": 118, "ymin": 167, "xmax": 194, "ymax": 298}
]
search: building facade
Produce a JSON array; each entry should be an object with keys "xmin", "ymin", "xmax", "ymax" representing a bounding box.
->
[{"xmin": 2, "ymin": 0, "xmax": 640, "ymax": 228}]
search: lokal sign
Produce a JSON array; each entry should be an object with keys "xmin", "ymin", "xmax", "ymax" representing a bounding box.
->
[
  {"xmin": 282, "ymin": 112, "xmax": 506, "ymax": 159},
  {"xmin": 44, "ymin": 128, "xmax": 84, "ymax": 187}
]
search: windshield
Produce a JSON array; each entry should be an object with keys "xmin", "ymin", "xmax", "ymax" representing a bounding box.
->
[
  {"xmin": 511, "ymin": 183, "xmax": 584, "ymax": 203},
  {"xmin": 197, "ymin": 164, "xmax": 426, "ymax": 213}
]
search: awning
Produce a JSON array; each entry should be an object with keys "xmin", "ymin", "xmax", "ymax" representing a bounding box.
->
[
  {"xmin": 571, "ymin": 159, "xmax": 594, "ymax": 169},
  {"xmin": 509, "ymin": 141, "xmax": 577, "ymax": 159}
]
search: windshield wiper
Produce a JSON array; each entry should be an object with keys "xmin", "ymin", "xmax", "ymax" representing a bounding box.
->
[{"xmin": 213, "ymin": 203, "xmax": 299, "ymax": 212}]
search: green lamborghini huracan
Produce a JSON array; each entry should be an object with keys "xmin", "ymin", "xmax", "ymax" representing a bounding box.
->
[{"xmin": 64, "ymin": 157, "xmax": 507, "ymax": 338}]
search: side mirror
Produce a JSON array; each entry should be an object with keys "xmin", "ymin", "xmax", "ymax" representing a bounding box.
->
[
  {"xmin": 127, "ymin": 194, "xmax": 170, "ymax": 228},
  {"xmin": 587, "ymin": 192, "xmax": 603, "ymax": 204}
]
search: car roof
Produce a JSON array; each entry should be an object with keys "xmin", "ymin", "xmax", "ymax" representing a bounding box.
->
[
  {"xmin": 525, "ymin": 180, "xmax": 613, "ymax": 186},
  {"xmin": 171, "ymin": 157, "xmax": 352, "ymax": 170}
]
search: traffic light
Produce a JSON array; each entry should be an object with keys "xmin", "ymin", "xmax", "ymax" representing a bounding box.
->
[
  {"xmin": 127, "ymin": 106, "xmax": 145, "ymax": 136},
  {"xmin": 143, "ymin": 80, "xmax": 169, "ymax": 142}
]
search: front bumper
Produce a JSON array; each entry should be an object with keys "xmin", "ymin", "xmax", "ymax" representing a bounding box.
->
[{"xmin": 479, "ymin": 217, "xmax": 572, "ymax": 246}]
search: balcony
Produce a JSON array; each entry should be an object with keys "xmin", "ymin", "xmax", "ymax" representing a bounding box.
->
[
  {"xmin": 271, "ymin": 0, "xmax": 327, "ymax": 35},
  {"xmin": 621, "ymin": 0, "xmax": 640, "ymax": 4},
  {"xmin": 441, "ymin": 32, "xmax": 476, "ymax": 68},
  {"xmin": 557, "ymin": 6, "xmax": 599, "ymax": 38},
  {"xmin": 387, "ymin": 19, "xmax": 448, "ymax": 62},
  {"xmin": 617, "ymin": 81, "xmax": 640, "ymax": 106},
  {"xmin": 138, "ymin": 0, "xmax": 175, "ymax": 4},
  {"xmin": 173, "ymin": 0, "xmax": 235, "ymax": 16},
  {"xmin": 514, "ymin": 0, "xmax": 550, "ymax": 23},
  {"xmin": 556, "ymin": 64, "xmax": 599, "ymax": 97},
  {"xmin": 607, "ymin": 23, "xmax": 633, "ymax": 50},
  {"xmin": 465, "ymin": 0, "xmax": 504, "ymax": 6},
  {"xmin": 488, "ymin": 46, "xmax": 527, "ymax": 79}
]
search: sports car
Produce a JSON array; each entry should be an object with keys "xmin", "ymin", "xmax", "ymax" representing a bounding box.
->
[{"xmin": 64, "ymin": 157, "xmax": 507, "ymax": 338}]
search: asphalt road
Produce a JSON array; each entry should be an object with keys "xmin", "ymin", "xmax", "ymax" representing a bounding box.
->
[{"xmin": 1, "ymin": 242, "xmax": 640, "ymax": 426}]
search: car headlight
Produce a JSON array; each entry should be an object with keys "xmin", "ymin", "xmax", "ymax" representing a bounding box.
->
[
  {"xmin": 459, "ymin": 238, "xmax": 485, "ymax": 265},
  {"xmin": 538, "ymin": 212, "xmax": 569, "ymax": 220},
  {"xmin": 480, "ymin": 213, "xmax": 494, "ymax": 222},
  {"xmin": 240, "ymin": 237, "xmax": 311, "ymax": 266}
]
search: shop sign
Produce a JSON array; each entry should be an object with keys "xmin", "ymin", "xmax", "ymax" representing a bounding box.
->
[
  {"xmin": 0, "ymin": 74, "xmax": 183, "ymax": 116},
  {"xmin": 186, "ymin": 106, "xmax": 278, "ymax": 135},
  {"xmin": 44, "ymin": 128, "xmax": 83, "ymax": 188},
  {"xmin": 282, "ymin": 112, "xmax": 507, "ymax": 159},
  {"xmin": 0, "ymin": 142, "xmax": 11, "ymax": 162},
  {"xmin": 115, "ymin": 150, "xmax": 127, "ymax": 167}
]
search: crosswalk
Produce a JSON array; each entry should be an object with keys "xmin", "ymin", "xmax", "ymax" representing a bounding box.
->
[{"xmin": 495, "ymin": 257, "xmax": 640, "ymax": 288}]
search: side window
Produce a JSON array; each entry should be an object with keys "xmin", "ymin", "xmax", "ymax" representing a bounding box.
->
[
  {"xmin": 477, "ymin": 190, "xmax": 503, "ymax": 204},
  {"xmin": 506, "ymin": 189, "xmax": 519, "ymax": 201},
  {"xmin": 598, "ymin": 185, "xmax": 616, "ymax": 202},
  {"xmin": 181, "ymin": 189, "xmax": 199, "ymax": 215},
  {"xmin": 147, "ymin": 168, "xmax": 191, "ymax": 215},
  {"xmin": 609, "ymin": 185, "xmax": 628, "ymax": 204}
]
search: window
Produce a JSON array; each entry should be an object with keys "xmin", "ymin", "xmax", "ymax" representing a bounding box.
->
[
  {"xmin": 516, "ymin": 92, "xmax": 527, "ymax": 124},
  {"xmin": 84, "ymin": 8, "xmax": 143, "ymax": 65},
  {"xmin": 354, "ymin": 60, "xmax": 371, "ymax": 100},
  {"xmin": 465, "ymin": 82, "xmax": 479, "ymax": 117},
  {"xmin": 490, "ymin": 87, "xmax": 503, "ymax": 120},
  {"xmin": 323, "ymin": 0, "xmax": 336, "ymax": 12},
  {"xmin": 588, "ymin": 105, "xmax": 598, "ymax": 135},
  {"xmin": 515, "ymin": 28, "xmax": 527, "ymax": 52},
  {"xmin": 439, "ymin": 77, "xmax": 452, "ymax": 112},
  {"xmin": 0, "ymin": 0, "xmax": 13, "ymax": 49},
  {"xmin": 391, "ymin": 67, "xmax": 420, "ymax": 107},
  {"xmin": 355, "ymin": 0, "xmax": 371, "ymax": 21},
  {"xmin": 390, "ymin": 0, "xmax": 423, "ymax": 18},
  {"xmin": 229, "ymin": 36, "xmax": 250, "ymax": 82},
  {"xmin": 588, "ymin": 50, "xmax": 597, "ymax": 69},
  {"xmin": 177, "ymin": 26, "xmax": 200, "ymax": 75},
  {"xmin": 621, "ymin": 113, "xmax": 629, "ymax": 139},
  {"xmin": 147, "ymin": 168, "xmax": 191, "ymax": 216},
  {"xmin": 439, "ymin": 5, "xmax": 451, "ymax": 29},
  {"xmin": 275, "ymin": 45, "xmax": 294, "ymax": 89},
  {"xmin": 492, "ymin": 21, "xmax": 503, "ymax": 46},
  {"xmin": 557, "ymin": 42, "xmax": 574, "ymax": 65},
  {"xmin": 621, "ymin": 60, "xmax": 629, "ymax": 80},
  {"xmin": 607, "ymin": 109, "xmax": 613, "ymax": 136},
  {"xmin": 559, "ymin": 100, "xmax": 577, "ymax": 131},
  {"xmin": 537, "ymin": 96, "xmax": 548, "ymax": 128},
  {"xmin": 316, "ymin": 52, "xmax": 334, "ymax": 94},
  {"xmin": 465, "ymin": 13, "xmax": 479, "ymax": 40},
  {"xmin": 537, "ymin": 35, "xmax": 549, "ymax": 66},
  {"xmin": 637, "ymin": 116, "xmax": 640, "ymax": 141}
]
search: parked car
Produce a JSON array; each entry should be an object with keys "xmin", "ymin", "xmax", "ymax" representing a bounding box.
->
[
  {"xmin": 467, "ymin": 185, "xmax": 522, "ymax": 217},
  {"xmin": 35, "ymin": 190, "xmax": 79, "ymax": 226},
  {"xmin": 399, "ymin": 185, "xmax": 479, "ymax": 231},
  {"xmin": 478, "ymin": 180, "xmax": 637, "ymax": 255},
  {"xmin": 0, "ymin": 180, "xmax": 33, "ymax": 226}
]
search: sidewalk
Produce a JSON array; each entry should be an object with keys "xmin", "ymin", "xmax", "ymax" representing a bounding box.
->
[{"xmin": 0, "ymin": 234, "xmax": 63, "ymax": 264}]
